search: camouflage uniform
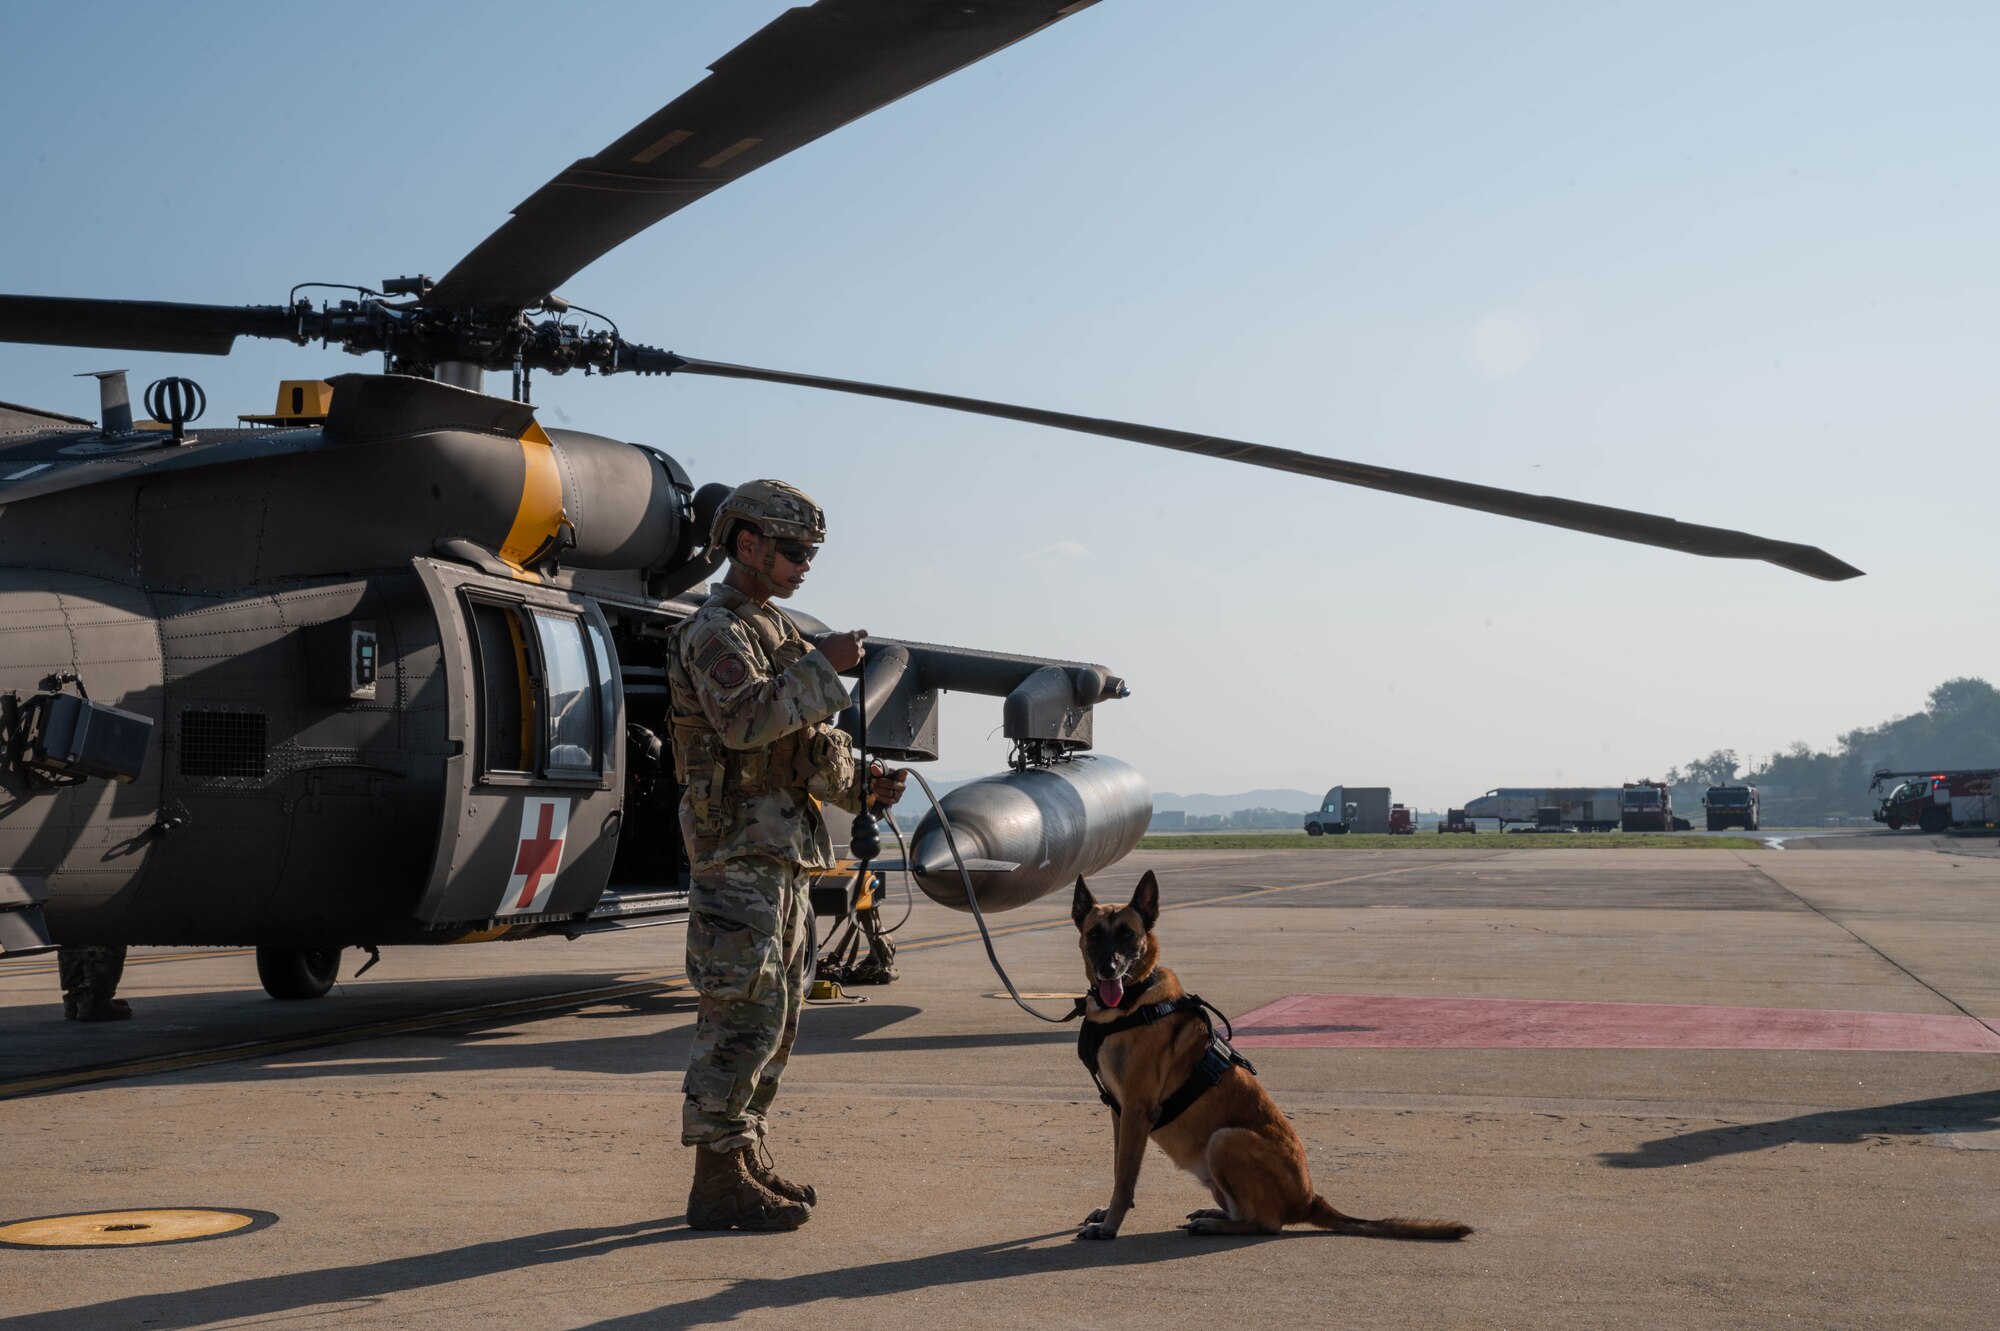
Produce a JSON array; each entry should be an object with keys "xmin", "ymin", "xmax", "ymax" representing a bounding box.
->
[
  {"xmin": 668, "ymin": 583, "xmax": 866, "ymax": 1153},
  {"xmin": 58, "ymin": 944, "xmax": 130, "ymax": 1021}
]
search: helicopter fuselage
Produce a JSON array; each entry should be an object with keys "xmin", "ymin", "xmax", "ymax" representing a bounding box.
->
[
  {"xmin": 0, "ymin": 374, "xmax": 701, "ymax": 950},
  {"xmin": 0, "ymin": 372, "xmax": 1137, "ymax": 961}
]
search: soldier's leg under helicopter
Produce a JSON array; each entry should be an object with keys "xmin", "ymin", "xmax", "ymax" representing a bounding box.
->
[
  {"xmin": 681, "ymin": 856, "xmax": 815, "ymax": 1231},
  {"xmin": 57, "ymin": 944, "xmax": 131, "ymax": 1022}
]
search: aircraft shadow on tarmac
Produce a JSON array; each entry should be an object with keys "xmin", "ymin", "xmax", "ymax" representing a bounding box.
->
[
  {"xmin": 234, "ymin": 998, "xmax": 1072, "ymax": 1086},
  {"xmin": 1598, "ymin": 1089, "xmax": 2000, "ymax": 1168},
  {"xmin": 14, "ymin": 980, "xmax": 1076, "ymax": 1095},
  {"xmin": 10, "ymin": 1217, "xmax": 1271, "ymax": 1331}
]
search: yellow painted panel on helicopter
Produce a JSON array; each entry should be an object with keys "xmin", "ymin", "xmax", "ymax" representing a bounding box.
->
[
  {"xmin": 239, "ymin": 379, "xmax": 335, "ymax": 426},
  {"xmin": 499, "ymin": 420, "xmax": 566, "ymax": 576}
]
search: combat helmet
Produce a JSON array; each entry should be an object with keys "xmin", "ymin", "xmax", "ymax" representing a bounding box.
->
[{"xmin": 709, "ymin": 479, "xmax": 826, "ymax": 552}]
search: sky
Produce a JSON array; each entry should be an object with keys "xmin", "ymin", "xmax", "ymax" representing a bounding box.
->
[{"xmin": 2, "ymin": 1, "xmax": 1996, "ymax": 808}]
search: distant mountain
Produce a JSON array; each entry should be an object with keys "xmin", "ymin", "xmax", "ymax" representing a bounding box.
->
[{"xmin": 1153, "ymin": 788, "xmax": 1319, "ymax": 816}]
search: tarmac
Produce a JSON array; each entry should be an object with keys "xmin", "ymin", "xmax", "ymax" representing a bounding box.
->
[{"xmin": 2, "ymin": 836, "xmax": 1996, "ymax": 1330}]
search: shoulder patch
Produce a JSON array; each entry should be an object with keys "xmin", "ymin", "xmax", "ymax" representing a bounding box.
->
[
  {"xmin": 710, "ymin": 654, "xmax": 748, "ymax": 688},
  {"xmin": 682, "ymin": 606, "xmax": 753, "ymax": 668}
]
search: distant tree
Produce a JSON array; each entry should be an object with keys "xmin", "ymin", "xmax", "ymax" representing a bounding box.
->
[
  {"xmin": 1928, "ymin": 677, "xmax": 1999, "ymax": 719},
  {"xmin": 1837, "ymin": 676, "xmax": 2000, "ymax": 776},
  {"xmin": 1665, "ymin": 749, "xmax": 1739, "ymax": 790},
  {"xmin": 1695, "ymin": 750, "xmax": 1740, "ymax": 786},
  {"xmin": 1663, "ymin": 679, "xmax": 1998, "ymax": 823}
]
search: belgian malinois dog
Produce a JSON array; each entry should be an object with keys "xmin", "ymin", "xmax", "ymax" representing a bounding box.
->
[{"xmin": 1072, "ymin": 870, "xmax": 1472, "ymax": 1241}]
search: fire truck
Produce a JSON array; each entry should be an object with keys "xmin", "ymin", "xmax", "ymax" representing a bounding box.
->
[
  {"xmin": 1870, "ymin": 769, "xmax": 2000, "ymax": 833},
  {"xmin": 1703, "ymin": 785, "xmax": 1761, "ymax": 831},
  {"xmin": 1620, "ymin": 780, "xmax": 1675, "ymax": 832}
]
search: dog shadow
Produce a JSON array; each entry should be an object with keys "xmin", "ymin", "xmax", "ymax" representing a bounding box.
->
[{"xmin": 573, "ymin": 1223, "xmax": 1293, "ymax": 1329}]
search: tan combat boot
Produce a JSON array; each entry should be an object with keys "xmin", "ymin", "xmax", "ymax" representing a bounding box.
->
[
  {"xmin": 747, "ymin": 1142, "xmax": 819, "ymax": 1207},
  {"xmin": 686, "ymin": 1146, "xmax": 810, "ymax": 1231}
]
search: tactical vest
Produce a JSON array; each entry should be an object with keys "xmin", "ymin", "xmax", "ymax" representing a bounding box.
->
[{"xmin": 664, "ymin": 594, "xmax": 850, "ymax": 856}]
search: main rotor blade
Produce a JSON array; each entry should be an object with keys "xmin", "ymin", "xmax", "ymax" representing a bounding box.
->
[
  {"xmin": 428, "ymin": 0, "xmax": 1100, "ymax": 310},
  {"xmin": 664, "ymin": 355, "xmax": 1864, "ymax": 581},
  {"xmin": 0, "ymin": 294, "xmax": 300, "ymax": 356}
]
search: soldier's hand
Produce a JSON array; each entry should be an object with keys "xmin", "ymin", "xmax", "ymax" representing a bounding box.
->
[
  {"xmin": 818, "ymin": 629, "xmax": 868, "ymax": 672},
  {"xmin": 869, "ymin": 764, "xmax": 908, "ymax": 810}
]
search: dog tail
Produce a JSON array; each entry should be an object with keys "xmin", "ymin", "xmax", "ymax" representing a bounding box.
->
[{"xmin": 1305, "ymin": 1195, "xmax": 1472, "ymax": 1241}]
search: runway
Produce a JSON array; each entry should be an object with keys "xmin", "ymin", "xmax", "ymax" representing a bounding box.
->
[{"xmin": 3, "ymin": 844, "xmax": 1996, "ymax": 1329}]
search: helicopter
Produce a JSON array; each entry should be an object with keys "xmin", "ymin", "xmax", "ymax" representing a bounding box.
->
[{"xmin": 0, "ymin": 0, "xmax": 1860, "ymax": 1011}]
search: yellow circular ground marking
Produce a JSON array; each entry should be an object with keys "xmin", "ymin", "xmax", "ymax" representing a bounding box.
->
[{"xmin": 0, "ymin": 1208, "xmax": 275, "ymax": 1249}]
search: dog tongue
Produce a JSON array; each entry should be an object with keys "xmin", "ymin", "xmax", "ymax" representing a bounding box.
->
[{"xmin": 1098, "ymin": 979, "xmax": 1124, "ymax": 1008}]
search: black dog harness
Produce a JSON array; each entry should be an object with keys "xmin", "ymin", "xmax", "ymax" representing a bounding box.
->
[{"xmin": 1074, "ymin": 977, "xmax": 1257, "ymax": 1129}]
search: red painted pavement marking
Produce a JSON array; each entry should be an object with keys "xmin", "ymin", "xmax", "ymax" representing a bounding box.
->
[{"xmin": 1232, "ymin": 994, "xmax": 2000, "ymax": 1053}]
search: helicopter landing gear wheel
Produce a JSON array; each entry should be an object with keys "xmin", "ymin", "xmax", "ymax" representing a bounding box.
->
[{"xmin": 256, "ymin": 946, "xmax": 341, "ymax": 1000}]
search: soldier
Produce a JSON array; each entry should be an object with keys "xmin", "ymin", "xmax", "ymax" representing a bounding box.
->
[{"xmin": 666, "ymin": 479, "xmax": 905, "ymax": 1231}]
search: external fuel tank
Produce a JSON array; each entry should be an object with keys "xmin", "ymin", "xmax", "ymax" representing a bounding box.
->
[{"xmin": 906, "ymin": 755, "xmax": 1151, "ymax": 913}]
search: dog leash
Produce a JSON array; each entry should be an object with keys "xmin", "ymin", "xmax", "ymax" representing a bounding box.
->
[
  {"xmin": 905, "ymin": 768, "xmax": 1256, "ymax": 1127},
  {"xmin": 904, "ymin": 767, "xmax": 1084, "ymax": 1026}
]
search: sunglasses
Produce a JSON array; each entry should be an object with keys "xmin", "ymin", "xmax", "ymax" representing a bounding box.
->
[{"xmin": 772, "ymin": 539, "xmax": 819, "ymax": 564}]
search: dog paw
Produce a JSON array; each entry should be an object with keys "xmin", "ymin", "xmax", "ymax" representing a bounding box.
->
[
  {"xmin": 1075, "ymin": 1221, "xmax": 1119, "ymax": 1241},
  {"xmin": 1082, "ymin": 1208, "xmax": 1107, "ymax": 1226},
  {"xmin": 1185, "ymin": 1208, "xmax": 1227, "ymax": 1222}
]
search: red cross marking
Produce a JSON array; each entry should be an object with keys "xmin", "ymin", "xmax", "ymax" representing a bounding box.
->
[{"xmin": 512, "ymin": 803, "xmax": 565, "ymax": 909}]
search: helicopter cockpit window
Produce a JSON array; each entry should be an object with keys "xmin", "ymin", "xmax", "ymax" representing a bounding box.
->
[
  {"xmin": 470, "ymin": 602, "xmax": 536, "ymax": 774},
  {"xmin": 533, "ymin": 611, "xmax": 600, "ymax": 776}
]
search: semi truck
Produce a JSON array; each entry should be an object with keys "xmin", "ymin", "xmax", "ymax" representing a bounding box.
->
[
  {"xmin": 1703, "ymin": 785, "xmax": 1761, "ymax": 831},
  {"xmin": 1303, "ymin": 785, "xmax": 1392, "ymax": 835},
  {"xmin": 1460, "ymin": 788, "xmax": 1622, "ymax": 831},
  {"xmin": 1871, "ymin": 769, "xmax": 2000, "ymax": 833}
]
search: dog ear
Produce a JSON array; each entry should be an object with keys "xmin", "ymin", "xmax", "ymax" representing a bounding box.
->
[
  {"xmin": 1129, "ymin": 870, "xmax": 1159, "ymax": 929},
  {"xmin": 1071, "ymin": 876, "xmax": 1096, "ymax": 928}
]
